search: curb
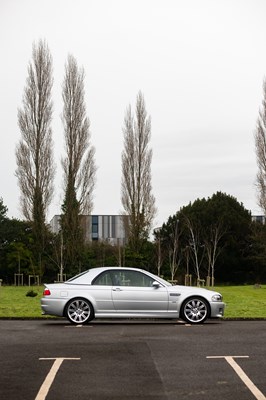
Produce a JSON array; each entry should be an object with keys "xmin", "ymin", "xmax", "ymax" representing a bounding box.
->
[{"xmin": 0, "ymin": 317, "xmax": 266, "ymax": 321}]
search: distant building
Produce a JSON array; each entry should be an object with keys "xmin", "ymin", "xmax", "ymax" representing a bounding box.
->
[
  {"xmin": 252, "ymin": 215, "xmax": 266, "ymax": 224},
  {"xmin": 49, "ymin": 214, "xmax": 128, "ymax": 245}
]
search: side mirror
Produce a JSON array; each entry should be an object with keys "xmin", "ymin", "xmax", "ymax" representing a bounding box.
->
[{"xmin": 152, "ymin": 281, "xmax": 161, "ymax": 289}]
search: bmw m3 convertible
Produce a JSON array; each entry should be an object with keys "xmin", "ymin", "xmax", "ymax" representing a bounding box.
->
[{"xmin": 41, "ymin": 267, "xmax": 225, "ymax": 324}]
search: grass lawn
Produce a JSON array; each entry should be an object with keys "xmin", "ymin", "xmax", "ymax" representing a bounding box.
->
[
  {"xmin": 214, "ymin": 285, "xmax": 266, "ymax": 319},
  {"xmin": 0, "ymin": 286, "xmax": 45, "ymax": 318},
  {"xmin": 0, "ymin": 284, "xmax": 266, "ymax": 319}
]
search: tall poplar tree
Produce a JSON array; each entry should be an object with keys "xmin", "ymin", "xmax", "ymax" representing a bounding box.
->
[
  {"xmin": 121, "ymin": 91, "xmax": 156, "ymax": 252},
  {"xmin": 255, "ymin": 78, "xmax": 266, "ymax": 215},
  {"xmin": 60, "ymin": 55, "xmax": 96, "ymax": 273},
  {"xmin": 16, "ymin": 39, "xmax": 55, "ymax": 268}
]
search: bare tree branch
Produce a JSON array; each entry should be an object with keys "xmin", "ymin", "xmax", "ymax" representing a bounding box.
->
[
  {"xmin": 204, "ymin": 221, "xmax": 225, "ymax": 286},
  {"xmin": 183, "ymin": 215, "xmax": 204, "ymax": 282},
  {"xmin": 168, "ymin": 219, "xmax": 181, "ymax": 281}
]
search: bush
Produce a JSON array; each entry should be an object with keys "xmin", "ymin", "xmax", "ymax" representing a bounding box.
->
[{"xmin": 26, "ymin": 289, "xmax": 38, "ymax": 297}]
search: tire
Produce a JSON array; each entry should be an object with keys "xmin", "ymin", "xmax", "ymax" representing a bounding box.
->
[
  {"xmin": 65, "ymin": 298, "xmax": 94, "ymax": 325},
  {"xmin": 180, "ymin": 297, "xmax": 209, "ymax": 324}
]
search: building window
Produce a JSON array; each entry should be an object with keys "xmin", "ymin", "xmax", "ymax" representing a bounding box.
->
[{"xmin": 92, "ymin": 216, "xmax": 98, "ymax": 240}]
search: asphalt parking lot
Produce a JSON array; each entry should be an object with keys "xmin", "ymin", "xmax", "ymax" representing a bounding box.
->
[{"xmin": 0, "ymin": 319, "xmax": 266, "ymax": 400}]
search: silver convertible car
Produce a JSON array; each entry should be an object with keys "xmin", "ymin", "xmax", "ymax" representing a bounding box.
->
[{"xmin": 41, "ymin": 267, "xmax": 225, "ymax": 324}]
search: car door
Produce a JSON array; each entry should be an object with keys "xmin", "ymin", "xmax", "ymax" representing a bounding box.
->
[
  {"xmin": 90, "ymin": 270, "xmax": 115, "ymax": 312},
  {"xmin": 111, "ymin": 270, "xmax": 169, "ymax": 313}
]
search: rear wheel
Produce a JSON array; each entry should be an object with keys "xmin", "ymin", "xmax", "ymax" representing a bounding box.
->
[
  {"xmin": 65, "ymin": 298, "xmax": 94, "ymax": 324},
  {"xmin": 181, "ymin": 297, "xmax": 209, "ymax": 324}
]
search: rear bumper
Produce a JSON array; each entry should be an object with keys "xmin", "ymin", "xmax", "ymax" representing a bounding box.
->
[{"xmin": 41, "ymin": 298, "xmax": 66, "ymax": 317}]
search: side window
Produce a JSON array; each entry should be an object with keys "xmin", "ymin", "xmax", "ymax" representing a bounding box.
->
[
  {"xmin": 93, "ymin": 271, "xmax": 112, "ymax": 286},
  {"xmin": 134, "ymin": 272, "xmax": 154, "ymax": 287},
  {"xmin": 111, "ymin": 272, "xmax": 122, "ymax": 286}
]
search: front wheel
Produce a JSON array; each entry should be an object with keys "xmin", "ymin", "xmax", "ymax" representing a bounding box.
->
[
  {"xmin": 65, "ymin": 298, "xmax": 94, "ymax": 325},
  {"xmin": 180, "ymin": 297, "xmax": 209, "ymax": 324}
]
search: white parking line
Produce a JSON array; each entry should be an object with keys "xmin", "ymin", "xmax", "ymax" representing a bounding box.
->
[
  {"xmin": 35, "ymin": 358, "xmax": 80, "ymax": 400},
  {"xmin": 64, "ymin": 324, "xmax": 93, "ymax": 328},
  {"xmin": 207, "ymin": 356, "xmax": 266, "ymax": 400}
]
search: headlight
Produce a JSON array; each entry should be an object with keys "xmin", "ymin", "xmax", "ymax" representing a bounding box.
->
[{"xmin": 211, "ymin": 294, "xmax": 223, "ymax": 302}]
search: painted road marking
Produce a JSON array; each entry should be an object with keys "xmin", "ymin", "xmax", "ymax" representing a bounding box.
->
[
  {"xmin": 207, "ymin": 356, "xmax": 266, "ymax": 400},
  {"xmin": 64, "ymin": 324, "xmax": 93, "ymax": 328},
  {"xmin": 35, "ymin": 358, "xmax": 80, "ymax": 400}
]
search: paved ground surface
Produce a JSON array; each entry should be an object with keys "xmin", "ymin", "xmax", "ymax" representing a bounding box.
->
[{"xmin": 0, "ymin": 319, "xmax": 266, "ymax": 400}]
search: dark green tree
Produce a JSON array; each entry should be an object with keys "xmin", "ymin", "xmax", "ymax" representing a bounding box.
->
[
  {"xmin": 247, "ymin": 221, "xmax": 266, "ymax": 282},
  {"xmin": 0, "ymin": 207, "xmax": 33, "ymax": 284},
  {"xmin": 157, "ymin": 192, "xmax": 253, "ymax": 284},
  {"xmin": 0, "ymin": 198, "xmax": 8, "ymax": 223}
]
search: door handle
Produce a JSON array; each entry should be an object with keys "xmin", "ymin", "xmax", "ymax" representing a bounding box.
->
[{"xmin": 112, "ymin": 288, "xmax": 122, "ymax": 291}]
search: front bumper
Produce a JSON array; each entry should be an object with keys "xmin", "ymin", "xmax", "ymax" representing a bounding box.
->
[{"xmin": 210, "ymin": 301, "xmax": 225, "ymax": 318}]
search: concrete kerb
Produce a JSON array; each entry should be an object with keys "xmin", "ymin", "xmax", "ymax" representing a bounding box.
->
[{"xmin": 0, "ymin": 317, "xmax": 266, "ymax": 321}]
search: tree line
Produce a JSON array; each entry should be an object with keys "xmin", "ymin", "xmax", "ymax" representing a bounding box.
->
[{"xmin": 1, "ymin": 191, "xmax": 266, "ymax": 285}]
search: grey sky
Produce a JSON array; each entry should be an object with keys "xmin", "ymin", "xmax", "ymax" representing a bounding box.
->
[{"xmin": 1, "ymin": 0, "xmax": 266, "ymax": 229}]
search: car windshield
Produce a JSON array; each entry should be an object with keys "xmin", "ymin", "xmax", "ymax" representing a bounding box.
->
[{"xmin": 154, "ymin": 275, "xmax": 172, "ymax": 286}]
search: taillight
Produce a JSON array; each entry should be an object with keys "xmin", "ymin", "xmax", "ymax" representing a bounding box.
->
[{"xmin": 43, "ymin": 288, "xmax": 51, "ymax": 296}]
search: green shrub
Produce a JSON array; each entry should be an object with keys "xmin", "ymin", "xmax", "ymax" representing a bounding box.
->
[{"xmin": 26, "ymin": 289, "xmax": 38, "ymax": 297}]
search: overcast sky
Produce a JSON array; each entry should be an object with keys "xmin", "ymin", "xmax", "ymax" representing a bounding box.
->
[{"xmin": 1, "ymin": 0, "xmax": 266, "ymax": 229}]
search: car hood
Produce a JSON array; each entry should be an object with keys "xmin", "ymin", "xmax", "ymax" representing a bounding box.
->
[{"xmin": 168, "ymin": 284, "xmax": 221, "ymax": 298}]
